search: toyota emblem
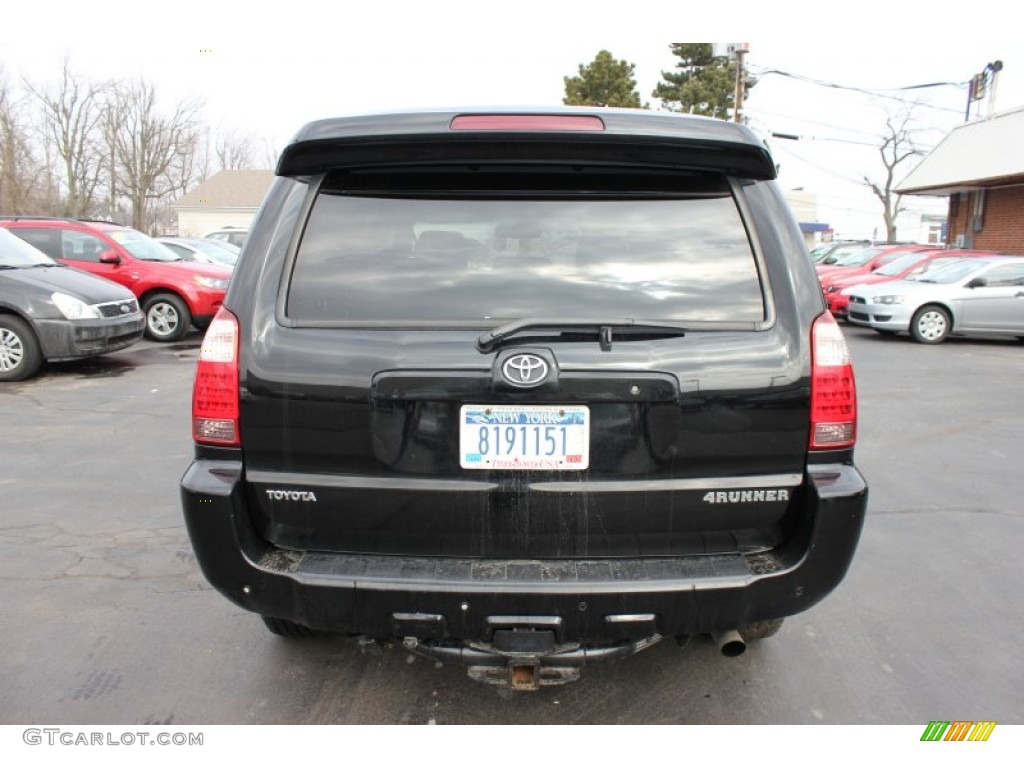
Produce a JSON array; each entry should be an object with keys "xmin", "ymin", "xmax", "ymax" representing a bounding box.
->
[{"xmin": 501, "ymin": 354, "xmax": 549, "ymax": 387}]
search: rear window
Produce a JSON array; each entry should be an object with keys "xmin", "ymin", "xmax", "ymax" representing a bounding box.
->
[{"xmin": 287, "ymin": 169, "xmax": 765, "ymax": 325}]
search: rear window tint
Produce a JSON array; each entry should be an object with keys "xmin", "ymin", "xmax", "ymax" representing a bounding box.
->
[{"xmin": 287, "ymin": 171, "xmax": 765, "ymax": 325}]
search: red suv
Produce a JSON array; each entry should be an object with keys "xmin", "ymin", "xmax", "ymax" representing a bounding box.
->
[{"xmin": 0, "ymin": 219, "xmax": 231, "ymax": 341}]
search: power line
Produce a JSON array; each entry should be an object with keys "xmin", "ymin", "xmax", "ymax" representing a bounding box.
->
[
  {"xmin": 790, "ymin": 135, "xmax": 881, "ymax": 148},
  {"xmin": 749, "ymin": 116, "xmax": 938, "ymax": 157},
  {"xmin": 770, "ymin": 141, "xmax": 871, "ymax": 185},
  {"xmin": 754, "ymin": 68, "xmax": 967, "ymax": 93},
  {"xmin": 750, "ymin": 67, "xmax": 968, "ymax": 115},
  {"xmin": 748, "ymin": 106, "xmax": 950, "ymax": 148},
  {"xmin": 745, "ymin": 107, "xmax": 884, "ymax": 139},
  {"xmin": 772, "ymin": 144, "xmax": 942, "ymax": 223},
  {"xmin": 799, "ymin": 134, "xmax": 937, "ymax": 152}
]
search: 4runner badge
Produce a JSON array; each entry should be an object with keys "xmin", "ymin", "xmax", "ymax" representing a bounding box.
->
[
  {"xmin": 265, "ymin": 489, "xmax": 318, "ymax": 502},
  {"xmin": 703, "ymin": 489, "xmax": 790, "ymax": 504}
]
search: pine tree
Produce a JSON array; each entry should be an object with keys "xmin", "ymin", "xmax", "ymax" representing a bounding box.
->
[
  {"xmin": 653, "ymin": 44, "xmax": 752, "ymax": 120},
  {"xmin": 563, "ymin": 50, "xmax": 647, "ymax": 109}
]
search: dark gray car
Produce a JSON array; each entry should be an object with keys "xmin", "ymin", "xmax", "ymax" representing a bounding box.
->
[{"xmin": 0, "ymin": 228, "xmax": 144, "ymax": 381}]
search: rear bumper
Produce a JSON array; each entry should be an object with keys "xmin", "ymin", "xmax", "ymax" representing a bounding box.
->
[{"xmin": 181, "ymin": 461, "xmax": 867, "ymax": 640}]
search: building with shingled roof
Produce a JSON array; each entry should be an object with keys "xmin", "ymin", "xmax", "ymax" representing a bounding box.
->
[{"xmin": 172, "ymin": 169, "xmax": 274, "ymax": 237}]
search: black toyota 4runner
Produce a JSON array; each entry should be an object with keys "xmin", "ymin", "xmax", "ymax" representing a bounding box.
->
[{"xmin": 181, "ymin": 109, "xmax": 867, "ymax": 689}]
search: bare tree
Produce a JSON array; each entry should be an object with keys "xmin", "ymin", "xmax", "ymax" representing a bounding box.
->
[
  {"xmin": 259, "ymin": 136, "xmax": 280, "ymax": 170},
  {"xmin": 98, "ymin": 92, "xmax": 124, "ymax": 222},
  {"xmin": 215, "ymin": 128, "xmax": 258, "ymax": 170},
  {"xmin": 0, "ymin": 74, "xmax": 28, "ymax": 212},
  {"xmin": 863, "ymin": 108, "xmax": 925, "ymax": 242},
  {"xmin": 0, "ymin": 71, "xmax": 48, "ymax": 213},
  {"xmin": 26, "ymin": 58, "xmax": 109, "ymax": 218},
  {"xmin": 109, "ymin": 78, "xmax": 203, "ymax": 231}
]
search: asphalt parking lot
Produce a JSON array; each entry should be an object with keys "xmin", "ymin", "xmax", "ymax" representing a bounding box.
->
[{"xmin": 1, "ymin": 326, "xmax": 1022, "ymax": 724}]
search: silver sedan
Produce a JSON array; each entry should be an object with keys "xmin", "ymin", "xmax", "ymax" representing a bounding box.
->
[{"xmin": 846, "ymin": 256, "xmax": 1024, "ymax": 343}]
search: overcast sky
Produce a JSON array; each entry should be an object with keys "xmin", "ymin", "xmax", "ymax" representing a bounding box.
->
[{"xmin": 3, "ymin": 1, "xmax": 1021, "ymax": 239}]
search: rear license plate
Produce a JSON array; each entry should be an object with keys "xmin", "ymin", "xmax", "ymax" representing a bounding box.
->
[{"xmin": 459, "ymin": 405, "xmax": 590, "ymax": 470}]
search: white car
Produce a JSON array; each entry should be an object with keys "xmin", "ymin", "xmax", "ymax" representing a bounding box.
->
[
  {"xmin": 203, "ymin": 226, "xmax": 248, "ymax": 249},
  {"xmin": 156, "ymin": 236, "xmax": 239, "ymax": 268},
  {"xmin": 846, "ymin": 256, "xmax": 1024, "ymax": 343}
]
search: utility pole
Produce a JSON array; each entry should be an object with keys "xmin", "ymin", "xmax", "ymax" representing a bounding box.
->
[{"xmin": 734, "ymin": 44, "xmax": 748, "ymax": 123}]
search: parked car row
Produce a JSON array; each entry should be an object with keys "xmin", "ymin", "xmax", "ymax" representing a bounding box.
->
[
  {"xmin": 813, "ymin": 242, "xmax": 1024, "ymax": 344},
  {"xmin": 0, "ymin": 217, "xmax": 233, "ymax": 342},
  {"xmin": 809, "ymin": 240, "xmax": 871, "ymax": 265},
  {"xmin": 816, "ymin": 244, "xmax": 937, "ymax": 283},
  {"xmin": 847, "ymin": 256, "xmax": 1024, "ymax": 343},
  {"xmin": 156, "ymin": 236, "xmax": 240, "ymax": 267},
  {"xmin": 0, "ymin": 217, "xmax": 238, "ymax": 380}
]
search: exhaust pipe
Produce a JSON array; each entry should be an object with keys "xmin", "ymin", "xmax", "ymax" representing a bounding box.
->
[{"xmin": 711, "ymin": 629, "xmax": 747, "ymax": 657}]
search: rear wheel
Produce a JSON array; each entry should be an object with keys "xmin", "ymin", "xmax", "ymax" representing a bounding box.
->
[
  {"xmin": 143, "ymin": 293, "xmax": 191, "ymax": 342},
  {"xmin": 0, "ymin": 316, "xmax": 43, "ymax": 382},
  {"xmin": 261, "ymin": 616, "xmax": 316, "ymax": 637},
  {"xmin": 910, "ymin": 305, "xmax": 950, "ymax": 344}
]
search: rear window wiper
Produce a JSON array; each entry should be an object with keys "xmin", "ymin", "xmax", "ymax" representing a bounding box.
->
[{"xmin": 477, "ymin": 318, "xmax": 689, "ymax": 353}]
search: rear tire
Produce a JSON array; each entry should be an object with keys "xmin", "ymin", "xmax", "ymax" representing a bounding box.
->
[
  {"xmin": 143, "ymin": 293, "xmax": 191, "ymax": 342},
  {"xmin": 0, "ymin": 316, "xmax": 43, "ymax": 382},
  {"xmin": 910, "ymin": 305, "xmax": 950, "ymax": 344},
  {"xmin": 261, "ymin": 616, "xmax": 316, "ymax": 637},
  {"xmin": 739, "ymin": 618, "xmax": 784, "ymax": 642}
]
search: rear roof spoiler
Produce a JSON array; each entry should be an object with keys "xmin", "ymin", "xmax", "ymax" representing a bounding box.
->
[{"xmin": 276, "ymin": 109, "xmax": 777, "ymax": 180}]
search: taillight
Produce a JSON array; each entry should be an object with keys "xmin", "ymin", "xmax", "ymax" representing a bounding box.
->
[
  {"xmin": 192, "ymin": 307, "xmax": 239, "ymax": 446},
  {"xmin": 810, "ymin": 312, "xmax": 857, "ymax": 450}
]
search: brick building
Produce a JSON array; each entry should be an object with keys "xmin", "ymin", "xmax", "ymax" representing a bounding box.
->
[{"xmin": 897, "ymin": 105, "xmax": 1024, "ymax": 255}]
